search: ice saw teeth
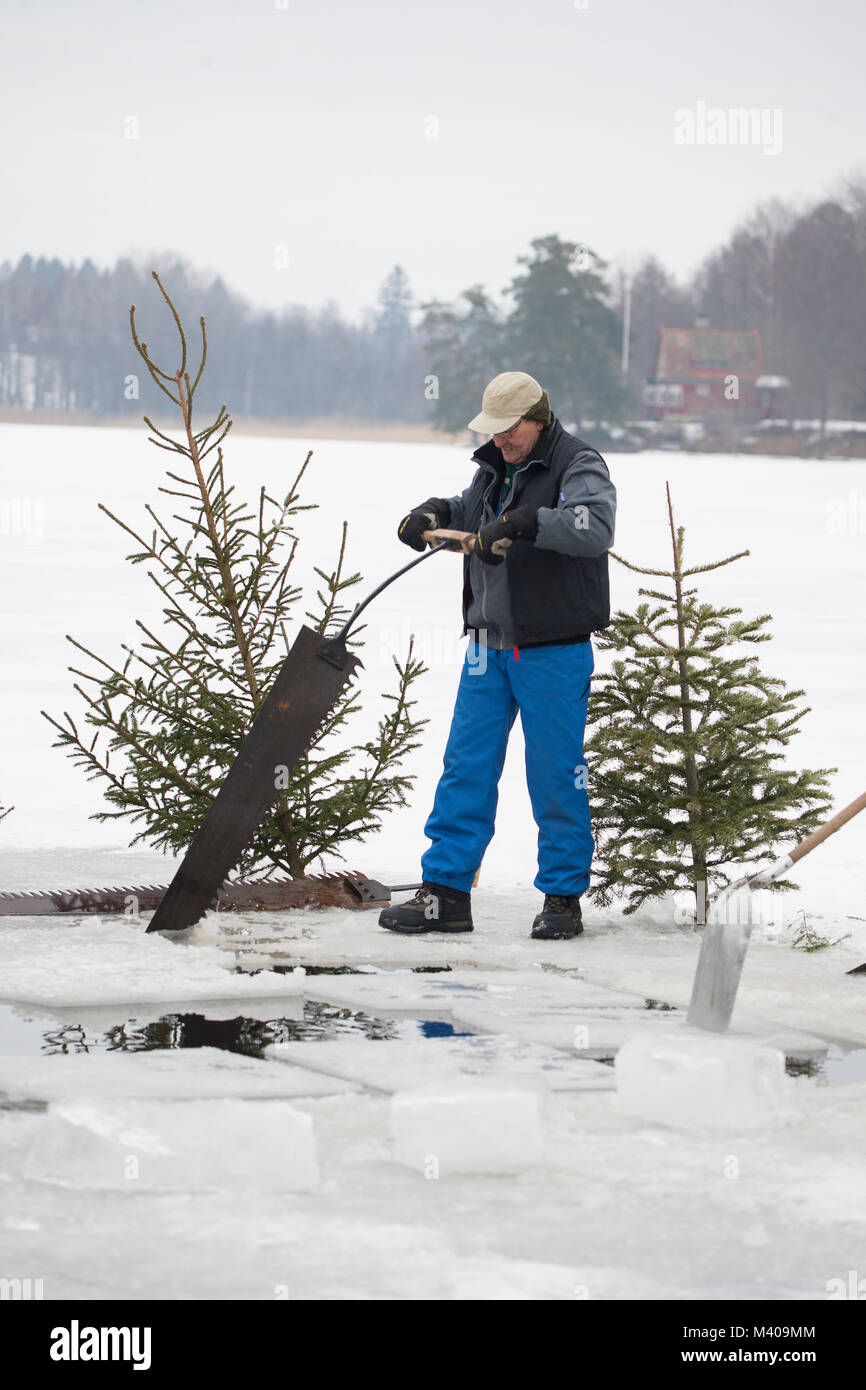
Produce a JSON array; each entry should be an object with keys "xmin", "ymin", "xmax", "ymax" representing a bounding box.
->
[
  {"xmin": 0, "ymin": 871, "xmax": 413, "ymax": 917},
  {"xmin": 138, "ymin": 529, "xmax": 462, "ymax": 933}
]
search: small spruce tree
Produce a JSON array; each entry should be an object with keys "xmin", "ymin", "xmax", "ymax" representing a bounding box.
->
[
  {"xmin": 43, "ymin": 273, "xmax": 427, "ymax": 878},
  {"xmin": 790, "ymin": 914, "xmax": 850, "ymax": 953},
  {"xmin": 585, "ymin": 484, "xmax": 834, "ymax": 921}
]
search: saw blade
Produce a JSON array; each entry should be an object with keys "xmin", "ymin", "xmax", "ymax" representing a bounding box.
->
[
  {"xmin": 146, "ymin": 625, "xmax": 362, "ymax": 933},
  {"xmin": 0, "ymin": 871, "xmax": 389, "ymax": 917}
]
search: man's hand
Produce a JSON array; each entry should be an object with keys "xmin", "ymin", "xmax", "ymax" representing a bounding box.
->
[
  {"xmin": 397, "ymin": 498, "xmax": 451, "ymax": 552},
  {"xmin": 475, "ymin": 504, "xmax": 539, "ymax": 565}
]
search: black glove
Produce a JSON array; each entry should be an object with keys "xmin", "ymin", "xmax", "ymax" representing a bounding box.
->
[
  {"xmin": 475, "ymin": 504, "xmax": 539, "ymax": 566},
  {"xmin": 397, "ymin": 497, "xmax": 451, "ymax": 552}
]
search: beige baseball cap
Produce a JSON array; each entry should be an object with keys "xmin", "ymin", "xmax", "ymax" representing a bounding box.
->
[{"xmin": 468, "ymin": 371, "xmax": 544, "ymax": 434}]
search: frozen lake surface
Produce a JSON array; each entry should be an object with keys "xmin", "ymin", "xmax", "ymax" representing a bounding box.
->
[{"xmin": 1, "ymin": 424, "xmax": 865, "ymax": 1299}]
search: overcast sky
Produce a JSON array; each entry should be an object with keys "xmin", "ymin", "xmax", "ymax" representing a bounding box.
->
[{"xmin": 2, "ymin": 0, "xmax": 864, "ymax": 320}]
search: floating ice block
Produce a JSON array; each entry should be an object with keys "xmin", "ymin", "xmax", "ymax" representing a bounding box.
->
[
  {"xmin": 615, "ymin": 1032, "xmax": 791, "ymax": 1130},
  {"xmin": 391, "ymin": 1084, "xmax": 544, "ymax": 1175},
  {"xmin": 24, "ymin": 1096, "xmax": 319, "ymax": 1191}
]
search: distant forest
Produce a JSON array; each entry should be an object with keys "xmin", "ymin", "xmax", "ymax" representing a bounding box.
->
[
  {"xmin": 1, "ymin": 174, "xmax": 865, "ymax": 429},
  {"xmin": 0, "ymin": 257, "xmax": 427, "ymax": 424}
]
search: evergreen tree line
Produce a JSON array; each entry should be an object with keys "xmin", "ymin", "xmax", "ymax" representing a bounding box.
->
[
  {"xmin": 427, "ymin": 175, "xmax": 866, "ymax": 430},
  {"xmin": 1, "ymin": 173, "xmax": 865, "ymax": 428},
  {"xmin": 0, "ymin": 258, "xmax": 427, "ymax": 424}
]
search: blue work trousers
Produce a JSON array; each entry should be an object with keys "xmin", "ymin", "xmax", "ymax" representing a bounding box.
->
[{"xmin": 421, "ymin": 639, "xmax": 594, "ymax": 895}]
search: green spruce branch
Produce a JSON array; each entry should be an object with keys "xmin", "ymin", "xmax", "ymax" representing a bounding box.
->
[
  {"xmin": 585, "ymin": 483, "xmax": 834, "ymax": 922},
  {"xmin": 43, "ymin": 273, "xmax": 428, "ymax": 877}
]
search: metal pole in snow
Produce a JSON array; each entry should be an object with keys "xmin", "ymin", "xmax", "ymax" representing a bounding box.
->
[{"xmin": 621, "ymin": 275, "xmax": 632, "ymax": 376}]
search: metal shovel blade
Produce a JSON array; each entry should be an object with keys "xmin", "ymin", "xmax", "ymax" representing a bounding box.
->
[
  {"xmin": 687, "ymin": 911, "xmax": 753, "ymax": 1033},
  {"xmin": 146, "ymin": 625, "xmax": 361, "ymax": 933}
]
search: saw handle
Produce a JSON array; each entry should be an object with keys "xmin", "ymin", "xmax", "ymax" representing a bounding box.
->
[
  {"xmin": 422, "ymin": 527, "xmax": 476, "ymax": 554},
  {"xmin": 333, "ymin": 537, "xmax": 451, "ymax": 643},
  {"xmin": 331, "ymin": 528, "xmax": 475, "ymax": 647}
]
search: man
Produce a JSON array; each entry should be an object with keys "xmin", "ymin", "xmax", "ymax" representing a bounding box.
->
[{"xmin": 379, "ymin": 371, "xmax": 616, "ymax": 940}]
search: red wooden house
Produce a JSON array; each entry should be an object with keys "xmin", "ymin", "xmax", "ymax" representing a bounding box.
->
[{"xmin": 643, "ymin": 323, "xmax": 762, "ymax": 419}]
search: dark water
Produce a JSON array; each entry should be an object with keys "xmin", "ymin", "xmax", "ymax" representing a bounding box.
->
[
  {"xmin": 1, "ymin": 964, "xmax": 864, "ymax": 1083},
  {"xmin": 269, "ymin": 963, "xmax": 453, "ymax": 977},
  {"xmin": 0, "ymin": 965, "xmax": 467, "ymax": 1059},
  {"xmin": 0, "ymin": 1000, "xmax": 472, "ymax": 1059},
  {"xmin": 784, "ymin": 1046, "xmax": 866, "ymax": 1083}
]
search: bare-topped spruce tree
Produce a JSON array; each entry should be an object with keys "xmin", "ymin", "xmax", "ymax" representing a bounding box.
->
[
  {"xmin": 43, "ymin": 272, "xmax": 427, "ymax": 878},
  {"xmin": 584, "ymin": 484, "xmax": 834, "ymax": 923}
]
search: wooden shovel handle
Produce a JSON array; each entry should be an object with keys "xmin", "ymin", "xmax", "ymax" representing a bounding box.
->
[
  {"xmin": 423, "ymin": 527, "xmax": 476, "ymax": 554},
  {"xmin": 789, "ymin": 789, "xmax": 866, "ymax": 864}
]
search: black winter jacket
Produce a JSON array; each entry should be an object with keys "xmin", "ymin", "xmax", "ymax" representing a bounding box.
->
[{"xmin": 443, "ymin": 419, "xmax": 616, "ymax": 648}]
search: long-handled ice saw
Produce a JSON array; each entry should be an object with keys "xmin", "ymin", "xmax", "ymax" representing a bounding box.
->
[
  {"xmin": 144, "ymin": 528, "xmax": 474, "ymax": 933},
  {"xmin": 687, "ymin": 789, "xmax": 866, "ymax": 1031}
]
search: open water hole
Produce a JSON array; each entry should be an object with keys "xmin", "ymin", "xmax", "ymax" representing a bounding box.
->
[
  {"xmin": 0, "ymin": 969, "xmax": 863, "ymax": 1083},
  {"xmin": 0, "ymin": 967, "xmax": 471, "ymax": 1069}
]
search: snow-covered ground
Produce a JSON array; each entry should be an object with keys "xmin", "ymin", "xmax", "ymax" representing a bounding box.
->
[{"xmin": 1, "ymin": 423, "xmax": 865, "ymax": 1301}]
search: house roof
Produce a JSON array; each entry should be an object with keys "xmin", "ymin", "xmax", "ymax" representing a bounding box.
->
[{"xmin": 653, "ymin": 327, "xmax": 762, "ymax": 382}]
